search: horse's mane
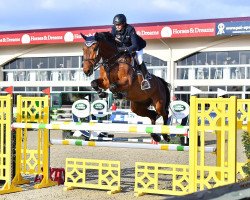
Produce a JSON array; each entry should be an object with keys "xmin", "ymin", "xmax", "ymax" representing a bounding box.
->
[{"xmin": 94, "ymin": 32, "xmax": 117, "ymax": 47}]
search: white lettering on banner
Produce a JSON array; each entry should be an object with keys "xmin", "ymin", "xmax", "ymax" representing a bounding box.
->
[
  {"xmin": 31, "ymin": 36, "xmax": 44, "ymax": 41},
  {"xmin": 48, "ymin": 35, "xmax": 63, "ymax": 40},
  {"xmin": 7, "ymin": 37, "xmax": 20, "ymax": 42},
  {"xmin": 0, "ymin": 37, "xmax": 20, "ymax": 42},
  {"xmin": 141, "ymin": 30, "xmax": 159, "ymax": 35},
  {"xmin": 30, "ymin": 35, "xmax": 63, "ymax": 41},
  {"xmin": 195, "ymin": 27, "xmax": 214, "ymax": 33},
  {"xmin": 173, "ymin": 29, "xmax": 189, "ymax": 34}
]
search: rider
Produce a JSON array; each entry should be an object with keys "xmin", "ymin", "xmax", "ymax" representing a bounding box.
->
[{"xmin": 111, "ymin": 14, "xmax": 151, "ymax": 90}]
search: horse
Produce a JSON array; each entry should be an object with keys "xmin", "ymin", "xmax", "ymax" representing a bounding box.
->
[{"xmin": 80, "ymin": 32, "xmax": 171, "ymax": 142}]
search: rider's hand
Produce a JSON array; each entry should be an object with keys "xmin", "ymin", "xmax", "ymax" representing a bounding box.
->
[{"xmin": 118, "ymin": 47, "xmax": 128, "ymax": 53}]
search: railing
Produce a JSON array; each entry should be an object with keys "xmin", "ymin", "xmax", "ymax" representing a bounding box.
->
[
  {"xmin": 4, "ymin": 68, "xmax": 95, "ymax": 82},
  {"xmin": 176, "ymin": 64, "xmax": 250, "ymax": 80}
]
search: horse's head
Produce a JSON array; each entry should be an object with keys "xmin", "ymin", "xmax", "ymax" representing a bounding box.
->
[
  {"xmin": 81, "ymin": 32, "xmax": 118, "ymax": 76},
  {"xmin": 81, "ymin": 33, "xmax": 101, "ymax": 76}
]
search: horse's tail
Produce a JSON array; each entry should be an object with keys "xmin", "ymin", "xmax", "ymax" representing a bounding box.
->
[{"xmin": 157, "ymin": 77, "xmax": 171, "ymax": 110}]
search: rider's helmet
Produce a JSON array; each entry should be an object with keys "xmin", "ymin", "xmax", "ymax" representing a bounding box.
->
[{"xmin": 113, "ymin": 14, "xmax": 127, "ymax": 25}]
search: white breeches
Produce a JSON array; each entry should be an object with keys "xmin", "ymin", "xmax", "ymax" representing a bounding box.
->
[{"xmin": 135, "ymin": 49, "xmax": 144, "ymax": 65}]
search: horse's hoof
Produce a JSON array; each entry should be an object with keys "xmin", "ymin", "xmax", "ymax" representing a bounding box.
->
[
  {"xmin": 113, "ymin": 93, "xmax": 123, "ymax": 99},
  {"xmin": 151, "ymin": 133, "xmax": 161, "ymax": 142},
  {"xmin": 162, "ymin": 134, "xmax": 170, "ymax": 142},
  {"xmin": 110, "ymin": 83, "xmax": 118, "ymax": 92},
  {"xmin": 99, "ymin": 92, "xmax": 108, "ymax": 98}
]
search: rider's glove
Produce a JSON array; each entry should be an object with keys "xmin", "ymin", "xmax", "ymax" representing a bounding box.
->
[{"xmin": 118, "ymin": 47, "xmax": 128, "ymax": 53}]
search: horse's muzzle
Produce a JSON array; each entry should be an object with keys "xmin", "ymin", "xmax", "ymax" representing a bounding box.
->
[{"xmin": 84, "ymin": 69, "xmax": 93, "ymax": 77}]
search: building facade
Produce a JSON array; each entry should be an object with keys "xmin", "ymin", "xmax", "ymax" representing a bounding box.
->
[{"xmin": 1, "ymin": 16, "xmax": 250, "ymax": 107}]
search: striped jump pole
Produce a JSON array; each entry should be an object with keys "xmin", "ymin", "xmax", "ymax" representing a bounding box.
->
[
  {"xmin": 12, "ymin": 122, "xmax": 189, "ymax": 135},
  {"xmin": 50, "ymin": 139, "xmax": 216, "ymax": 153},
  {"xmin": 89, "ymin": 136, "xmax": 154, "ymax": 143}
]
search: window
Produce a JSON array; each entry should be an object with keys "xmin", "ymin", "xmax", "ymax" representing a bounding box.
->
[
  {"xmin": 227, "ymin": 86, "xmax": 242, "ymax": 91},
  {"xmin": 216, "ymin": 52, "xmax": 228, "ymax": 65},
  {"xmin": 49, "ymin": 57, "xmax": 56, "ymax": 68},
  {"xmin": 196, "ymin": 52, "xmax": 206, "ymax": 65},
  {"xmin": 143, "ymin": 53, "xmax": 167, "ymax": 67},
  {"xmin": 10, "ymin": 60, "xmax": 16, "ymax": 69},
  {"xmin": 25, "ymin": 58, "xmax": 32, "ymax": 69},
  {"xmin": 16, "ymin": 59, "xmax": 24, "ymax": 69},
  {"xmin": 175, "ymin": 86, "xmax": 190, "ymax": 91},
  {"xmin": 40, "ymin": 57, "xmax": 49, "ymax": 68},
  {"xmin": 65, "ymin": 57, "xmax": 72, "ymax": 68},
  {"xmin": 209, "ymin": 86, "xmax": 226, "ymax": 91},
  {"xmin": 177, "ymin": 58, "xmax": 187, "ymax": 66},
  {"xmin": 72, "ymin": 57, "xmax": 79, "ymax": 68},
  {"xmin": 56, "ymin": 57, "xmax": 64, "ymax": 68},
  {"xmin": 32, "ymin": 58, "xmax": 40, "ymax": 69},
  {"xmin": 240, "ymin": 51, "xmax": 250, "ymax": 64},
  {"xmin": 207, "ymin": 52, "xmax": 216, "ymax": 65},
  {"xmin": 228, "ymin": 51, "xmax": 239, "ymax": 64},
  {"xmin": 187, "ymin": 54, "xmax": 196, "ymax": 65}
]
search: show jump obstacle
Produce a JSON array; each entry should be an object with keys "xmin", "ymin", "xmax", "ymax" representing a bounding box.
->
[{"xmin": 0, "ymin": 95, "xmax": 248, "ymax": 196}]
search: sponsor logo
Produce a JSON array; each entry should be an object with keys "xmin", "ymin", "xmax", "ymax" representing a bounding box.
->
[
  {"xmin": 216, "ymin": 21, "xmax": 250, "ymax": 35},
  {"xmin": 161, "ymin": 26, "xmax": 172, "ymax": 37},
  {"xmin": 173, "ymin": 104, "xmax": 186, "ymax": 112},
  {"xmin": 93, "ymin": 103, "xmax": 105, "ymax": 110},
  {"xmin": 217, "ymin": 23, "xmax": 225, "ymax": 35},
  {"xmin": 64, "ymin": 32, "xmax": 74, "ymax": 42},
  {"xmin": 21, "ymin": 34, "xmax": 31, "ymax": 44},
  {"xmin": 75, "ymin": 103, "xmax": 87, "ymax": 110}
]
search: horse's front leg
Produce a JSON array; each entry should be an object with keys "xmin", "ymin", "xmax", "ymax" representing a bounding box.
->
[
  {"xmin": 109, "ymin": 78, "xmax": 130, "ymax": 99},
  {"xmin": 91, "ymin": 79, "xmax": 109, "ymax": 98},
  {"xmin": 131, "ymin": 102, "xmax": 162, "ymax": 142},
  {"xmin": 109, "ymin": 76, "xmax": 131, "ymax": 93}
]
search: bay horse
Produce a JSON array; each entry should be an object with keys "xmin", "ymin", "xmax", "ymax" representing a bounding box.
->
[{"xmin": 81, "ymin": 32, "xmax": 171, "ymax": 142}]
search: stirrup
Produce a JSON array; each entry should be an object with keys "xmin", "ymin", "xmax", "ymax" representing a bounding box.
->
[{"xmin": 141, "ymin": 79, "xmax": 151, "ymax": 90}]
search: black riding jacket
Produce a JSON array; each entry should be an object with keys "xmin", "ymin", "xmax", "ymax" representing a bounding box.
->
[{"xmin": 111, "ymin": 24, "xmax": 146, "ymax": 53}]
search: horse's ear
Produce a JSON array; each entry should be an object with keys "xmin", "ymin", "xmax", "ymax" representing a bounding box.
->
[
  {"xmin": 94, "ymin": 32, "xmax": 100, "ymax": 41},
  {"xmin": 80, "ymin": 33, "xmax": 87, "ymax": 40}
]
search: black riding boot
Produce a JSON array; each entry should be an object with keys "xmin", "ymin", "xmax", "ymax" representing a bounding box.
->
[{"xmin": 138, "ymin": 62, "xmax": 151, "ymax": 90}]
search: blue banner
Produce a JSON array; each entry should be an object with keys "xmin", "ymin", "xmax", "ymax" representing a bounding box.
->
[{"xmin": 216, "ymin": 21, "xmax": 250, "ymax": 36}]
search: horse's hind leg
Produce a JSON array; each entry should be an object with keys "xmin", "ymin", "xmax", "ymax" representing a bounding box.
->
[
  {"xmin": 162, "ymin": 115, "xmax": 170, "ymax": 142},
  {"xmin": 154, "ymin": 100, "xmax": 171, "ymax": 142}
]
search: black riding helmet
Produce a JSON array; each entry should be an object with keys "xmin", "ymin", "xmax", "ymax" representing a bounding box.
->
[{"xmin": 113, "ymin": 14, "xmax": 127, "ymax": 25}]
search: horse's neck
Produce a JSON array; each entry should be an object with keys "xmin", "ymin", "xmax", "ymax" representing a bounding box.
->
[{"xmin": 100, "ymin": 43, "xmax": 117, "ymax": 61}]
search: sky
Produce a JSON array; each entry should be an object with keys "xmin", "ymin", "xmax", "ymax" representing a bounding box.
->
[{"xmin": 0, "ymin": 0, "xmax": 250, "ymax": 31}]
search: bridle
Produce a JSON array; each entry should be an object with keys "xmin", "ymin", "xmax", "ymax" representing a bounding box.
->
[
  {"xmin": 83, "ymin": 40, "xmax": 101, "ymax": 71},
  {"xmin": 83, "ymin": 36, "xmax": 131, "ymax": 74},
  {"xmin": 83, "ymin": 40, "xmax": 122, "ymax": 72}
]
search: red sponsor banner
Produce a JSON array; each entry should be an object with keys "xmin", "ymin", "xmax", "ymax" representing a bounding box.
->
[
  {"xmin": 0, "ymin": 23, "xmax": 215, "ymax": 46},
  {"xmin": 0, "ymin": 28, "xmax": 110, "ymax": 46},
  {"xmin": 136, "ymin": 23, "xmax": 215, "ymax": 39}
]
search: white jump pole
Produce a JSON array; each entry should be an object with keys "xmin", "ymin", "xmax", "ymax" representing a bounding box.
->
[
  {"xmin": 12, "ymin": 122, "xmax": 189, "ymax": 135},
  {"xmin": 89, "ymin": 136, "xmax": 154, "ymax": 143},
  {"xmin": 50, "ymin": 139, "xmax": 216, "ymax": 153}
]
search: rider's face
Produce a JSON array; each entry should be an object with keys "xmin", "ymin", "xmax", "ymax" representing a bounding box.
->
[{"xmin": 115, "ymin": 24, "xmax": 124, "ymax": 31}]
